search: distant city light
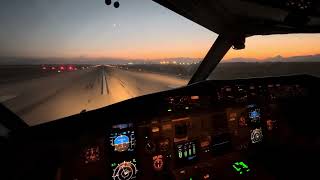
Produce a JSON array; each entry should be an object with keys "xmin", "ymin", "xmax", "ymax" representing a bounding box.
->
[{"xmin": 159, "ymin": 61, "xmax": 194, "ymax": 65}]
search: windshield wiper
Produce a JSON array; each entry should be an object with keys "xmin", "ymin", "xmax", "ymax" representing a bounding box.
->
[{"xmin": 188, "ymin": 34, "xmax": 240, "ymax": 84}]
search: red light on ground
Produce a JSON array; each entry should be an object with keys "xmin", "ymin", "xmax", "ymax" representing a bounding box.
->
[
  {"xmin": 51, "ymin": 67, "xmax": 56, "ymax": 70},
  {"xmin": 42, "ymin": 67, "xmax": 47, "ymax": 70},
  {"xmin": 68, "ymin": 66, "xmax": 73, "ymax": 70},
  {"xmin": 60, "ymin": 66, "xmax": 65, "ymax": 70}
]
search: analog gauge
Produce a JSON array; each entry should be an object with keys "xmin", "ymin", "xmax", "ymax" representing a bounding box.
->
[
  {"xmin": 159, "ymin": 138, "xmax": 170, "ymax": 152},
  {"xmin": 145, "ymin": 141, "xmax": 156, "ymax": 153},
  {"xmin": 112, "ymin": 161, "xmax": 138, "ymax": 180},
  {"xmin": 153, "ymin": 155, "xmax": 164, "ymax": 171}
]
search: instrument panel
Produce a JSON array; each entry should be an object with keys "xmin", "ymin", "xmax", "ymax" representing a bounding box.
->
[
  {"xmin": 102, "ymin": 78, "xmax": 310, "ymax": 179},
  {"xmin": 26, "ymin": 75, "xmax": 318, "ymax": 180}
]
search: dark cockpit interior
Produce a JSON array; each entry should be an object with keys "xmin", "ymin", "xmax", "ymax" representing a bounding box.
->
[{"xmin": 2, "ymin": 74, "xmax": 319, "ymax": 180}]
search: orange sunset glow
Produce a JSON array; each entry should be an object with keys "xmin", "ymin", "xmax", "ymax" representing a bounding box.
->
[{"xmin": 55, "ymin": 34, "xmax": 320, "ymax": 61}]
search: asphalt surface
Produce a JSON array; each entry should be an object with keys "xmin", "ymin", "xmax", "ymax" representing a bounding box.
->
[{"xmin": 0, "ymin": 66, "xmax": 187, "ymax": 126}]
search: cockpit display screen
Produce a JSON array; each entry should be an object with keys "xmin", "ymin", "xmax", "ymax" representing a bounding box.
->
[
  {"xmin": 175, "ymin": 141, "xmax": 197, "ymax": 165},
  {"xmin": 109, "ymin": 124, "xmax": 138, "ymax": 179},
  {"xmin": 247, "ymin": 104, "xmax": 261, "ymax": 123},
  {"xmin": 109, "ymin": 124, "xmax": 136, "ymax": 153}
]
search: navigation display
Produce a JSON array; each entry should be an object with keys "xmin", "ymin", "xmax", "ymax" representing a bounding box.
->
[
  {"xmin": 251, "ymin": 128, "xmax": 263, "ymax": 144},
  {"xmin": 111, "ymin": 159, "xmax": 138, "ymax": 180}
]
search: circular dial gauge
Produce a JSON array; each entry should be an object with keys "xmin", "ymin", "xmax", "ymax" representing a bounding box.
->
[
  {"xmin": 159, "ymin": 138, "xmax": 170, "ymax": 152},
  {"xmin": 145, "ymin": 141, "xmax": 156, "ymax": 153},
  {"xmin": 112, "ymin": 161, "xmax": 138, "ymax": 180}
]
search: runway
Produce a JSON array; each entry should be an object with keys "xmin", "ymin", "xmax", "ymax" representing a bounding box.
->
[{"xmin": 0, "ymin": 66, "xmax": 187, "ymax": 126}]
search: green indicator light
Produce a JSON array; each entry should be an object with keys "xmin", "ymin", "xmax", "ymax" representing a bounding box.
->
[
  {"xmin": 168, "ymin": 109, "xmax": 172, "ymax": 112},
  {"xmin": 189, "ymin": 178, "xmax": 193, "ymax": 180},
  {"xmin": 232, "ymin": 161, "xmax": 250, "ymax": 175},
  {"xmin": 239, "ymin": 161, "xmax": 248, "ymax": 168},
  {"xmin": 184, "ymin": 150, "xmax": 188, "ymax": 157},
  {"xmin": 179, "ymin": 151, "xmax": 182, "ymax": 158},
  {"xmin": 233, "ymin": 165, "xmax": 241, "ymax": 172}
]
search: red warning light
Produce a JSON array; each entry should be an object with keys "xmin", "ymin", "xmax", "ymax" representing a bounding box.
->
[{"xmin": 60, "ymin": 66, "xmax": 65, "ymax": 70}]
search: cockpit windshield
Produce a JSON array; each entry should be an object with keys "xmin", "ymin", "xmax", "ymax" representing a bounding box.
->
[{"xmin": 0, "ymin": 0, "xmax": 320, "ymax": 126}]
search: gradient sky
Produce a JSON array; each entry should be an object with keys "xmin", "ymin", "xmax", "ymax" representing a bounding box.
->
[{"xmin": 1, "ymin": 0, "xmax": 320, "ymax": 60}]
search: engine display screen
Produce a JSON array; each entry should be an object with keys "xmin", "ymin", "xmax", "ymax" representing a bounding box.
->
[{"xmin": 175, "ymin": 141, "xmax": 197, "ymax": 165}]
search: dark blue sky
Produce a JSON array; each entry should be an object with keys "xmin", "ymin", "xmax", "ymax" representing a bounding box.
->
[{"xmin": 0, "ymin": 0, "xmax": 215, "ymax": 59}]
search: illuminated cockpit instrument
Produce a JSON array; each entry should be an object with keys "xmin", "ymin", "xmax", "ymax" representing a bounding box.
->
[
  {"xmin": 112, "ymin": 160, "xmax": 138, "ymax": 180},
  {"xmin": 232, "ymin": 161, "xmax": 250, "ymax": 175},
  {"xmin": 251, "ymin": 128, "xmax": 263, "ymax": 143},
  {"xmin": 110, "ymin": 130, "xmax": 136, "ymax": 152}
]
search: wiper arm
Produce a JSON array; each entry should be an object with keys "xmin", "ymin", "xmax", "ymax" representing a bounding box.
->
[{"xmin": 188, "ymin": 34, "xmax": 235, "ymax": 85}]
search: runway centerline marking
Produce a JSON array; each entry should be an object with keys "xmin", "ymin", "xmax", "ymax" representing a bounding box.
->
[{"xmin": 101, "ymin": 69, "xmax": 109, "ymax": 95}]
